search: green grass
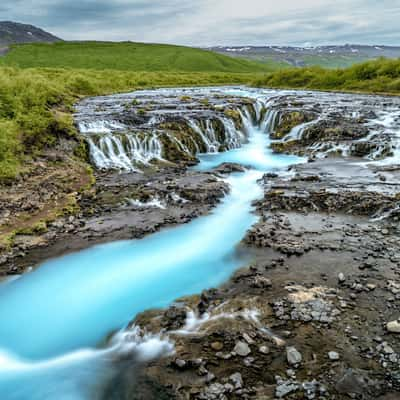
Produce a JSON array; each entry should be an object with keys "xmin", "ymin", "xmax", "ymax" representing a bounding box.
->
[
  {"xmin": 253, "ymin": 58, "xmax": 400, "ymax": 94},
  {"xmin": 301, "ymin": 55, "xmax": 368, "ymax": 69},
  {"xmin": 0, "ymin": 66, "xmax": 261, "ymax": 181},
  {"xmin": 0, "ymin": 41, "xmax": 271, "ymax": 73}
]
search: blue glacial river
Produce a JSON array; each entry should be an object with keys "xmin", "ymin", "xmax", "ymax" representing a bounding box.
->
[{"xmin": 0, "ymin": 88, "xmax": 303, "ymax": 400}]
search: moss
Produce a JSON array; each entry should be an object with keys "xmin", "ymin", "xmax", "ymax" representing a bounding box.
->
[
  {"xmin": 272, "ymin": 111, "xmax": 313, "ymax": 139},
  {"xmin": 180, "ymin": 95, "xmax": 192, "ymax": 102},
  {"xmin": 270, "ymin": 140, "xmax": 298, "ymax": 153},
  {"xmin": 223, "ymin": 108, "xmax": 243, "ymax": 130},
  {"xmin": 15, "ymin": 221, "xmax": 48, "ymax": 236},
  {"xmin": 73, "ymin": 138, "xmax": 90, "ymax": 161}
]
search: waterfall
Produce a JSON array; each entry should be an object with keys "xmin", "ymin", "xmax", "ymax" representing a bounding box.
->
[
  {"xmin": 186, "ymin": 118, "xmax": 219, "ymax": 153},
  {"xmin": 87, "ymin": 132, "xmax": 163, "ymax": 171},
  {"xmin": 78, "ymin": 103, "xmax": 262, "ymax": 171},
  {"xmin": 284, "ymin": 119, "xmax": 320, "ymax": 142},
  {"xmin": 254, "ymin": 101, "xmax": 264, "ymax": 124},
  {"xmin": 261, "ymin": 109, "xmax": 279, "ymax": 133},
  {"xmin": 219, "ymin": 117, "xmax": 246, "ymax": 149},
  {"xmin": 78, "ymin": 120, "xmax": 125, "ymax": 134}
]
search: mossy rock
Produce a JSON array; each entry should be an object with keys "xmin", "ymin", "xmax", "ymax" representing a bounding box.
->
[
  {"xmin": 272, "ymin": 110, "xmax": 315, "ymax": 139},
  {"xmin": 270, "ymin": 140, "xmax": 298, "ymax": 154}
]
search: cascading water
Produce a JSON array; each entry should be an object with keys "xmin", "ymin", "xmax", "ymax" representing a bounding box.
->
[
  {"xmin": 284, "ymin": 118, "xmax": 320, "ymax": 141},
  {"xmin": 261, "ymin": 108, "xmax": 279, "ymax": 133},
  {"xmin": 186, "ymin": 118, "xmax": 219, "ymax": 153},
  {"xmin": 0, "ymin": 87, "xmax": 304, "ymax": 400},
  {"xmin": 2, "ymin": 86, "xmax": 400, "ymax": 400},
  {"xmin": 86, "ymin": 132, "xmax": 163, "ymax": 171}
]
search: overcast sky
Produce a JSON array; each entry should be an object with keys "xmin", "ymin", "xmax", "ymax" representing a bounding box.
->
[{"xmin": 1, "ymin": 0, "xmax": 399, "ymax": 46}]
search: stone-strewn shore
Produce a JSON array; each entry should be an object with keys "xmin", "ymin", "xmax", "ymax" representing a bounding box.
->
[
  {"xmin": 102, "ymin": 92, "xmax": 400, "ymax": 400},
  {"xmin": 1, "ymin": 88, "xmax": 400, "ymax": 399}
]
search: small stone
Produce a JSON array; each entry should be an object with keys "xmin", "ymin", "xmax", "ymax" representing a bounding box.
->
[
  {"xmin": 286, "ymin": 346, "xmax": 302, "ymax": 366},
  {"xmin": 229, "ymin": 372, "xmax": 243, "ymax": 389},
  {"xmin": 243, "ymin": 332, "xmax": 255, "ymax": 345},
  {"xmin": 328, "ymin": 351, "xmax": 340, "ymax": 361},
  {"xmin": 382, "ymin": 343, "xmax": 394, "ymax": 354},
  {"xmin": 387, "ymin": 320, "xmax": 400, "ymax": 333},
  {"xmin": 259, "ymin": 345, "xmax": 270, "ymax": 354},
  {"xmin": 276, "ymin": 382, "xmax": 299, "ymax": 398},
  {"xmin": 286, "ymin": 369, "xmax": 296, "ymax": 378},
  {"xmin": 338, "ymin": 273, "xmax": 346, "ymax": 283},
  {"xmin": 234, "ymin": 341, "xmax": 251, "ymax": 357},
  {"xmin": 211, "ymin": 341, "xmax": 224, "ymax": 351},
  {"xmin": 174, "ymin": 359, "xmax": 187, "ymax": 368}
]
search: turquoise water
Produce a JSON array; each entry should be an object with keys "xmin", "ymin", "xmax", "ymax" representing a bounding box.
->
[{"xmin": 0, "ymin": 89, "xmax": 303, "ymax": 400}]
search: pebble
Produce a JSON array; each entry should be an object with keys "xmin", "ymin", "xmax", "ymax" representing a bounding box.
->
[
  {"xmin": 328, "ymin": 351, "xmax": 340, "ymax": 361},
  {"xmin": 210, "ymin": 341, "xmax": 224, "ymax": 351},
  {"xmin": 229, "ymin": 372, "xmax": 243, "ymax": 389},
  {"xmin": 234, "ymin": 341, "xmax": 251, "ymax": 357},
  {"xmin": 259, "ymin": 345, "xmax": 270, "ymax": 354},
  {"xmin": 387, "ymin": 320, "xmax": 400, "ymax": 333},
  {"xmin": 286, "ymin": 346, "xmax": 302, "ymax": 366},
  {"xmin": 338, "ymin": 273, "xmax": 346, "ymax": 283}
]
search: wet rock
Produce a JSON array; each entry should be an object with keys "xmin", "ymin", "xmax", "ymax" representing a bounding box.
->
[
  {"xmin": 328, "ymin": 351, "xmax": 340, "ymax": 361},
  {"xmin": 200, "ymin": 382, "xmax": 226, "ymax": 399},
  {"xmin": 234, "ymin": 341, "xmax": 251, "ymax": 357},
  {"xmin": 161, "ymin": 306, "xmax": 187, "ymax": 330},
  {"xmin": 335, "ymin": 369, "xmax": 368, "ymax": 395},
  {"xmin": 229, "ymin": 373, "xmax": 243, "ymax": 389},
  {"xmin": 211, "ymin": 163, "xmax": 246, "ymax": 174},
  {"xmin": 250, "ymin": 275, "xmax": 272, "ymax": 289},
  {"xmin": 174, "ymin": 359, "xmax": 187, "ymax": 369},
  {"xmin": 276, "ymin": 380, "xmax": 299, "ymax": 398},
  {"xmin": 210, "ymin": 342, "xmax": 224, "ymax": 351},
  {"xmin": 286, "ymin": 346, "xmax": 302, "ymax": 366},
  {"xmin": 387, "ymin": 320, "xmax": 400, "ymax": 333}
]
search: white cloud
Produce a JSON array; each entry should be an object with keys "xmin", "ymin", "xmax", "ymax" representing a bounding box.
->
[{"xmin": 1, "ymin": 0, "xmax": 399, "ymax": 45}]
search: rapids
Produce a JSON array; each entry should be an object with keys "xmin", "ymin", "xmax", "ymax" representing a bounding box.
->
[
  {"xmin": 0, "ymin": 87, "xmax": 303, "ymax": 400},
  {"xmin": 0, "ymin": 86, "xmax": 399, "ymax": 399}
]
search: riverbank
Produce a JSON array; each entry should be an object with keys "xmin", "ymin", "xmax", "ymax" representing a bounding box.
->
[
  {"xmin": 96, "ymin": 88, "xmax": 400, "ymax": 400},
  {"xmin": 0, "ymin": 87, "xmax": 399, "ymax": 400}
]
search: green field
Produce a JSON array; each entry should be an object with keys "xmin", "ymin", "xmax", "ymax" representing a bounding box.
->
[
  {"xmin": 0, "ymin": 41, "xmax": 275, "ymax": 72},
  {"xmin": 253, "ymin": 58, "xmax": 400, "ymax": 93}
]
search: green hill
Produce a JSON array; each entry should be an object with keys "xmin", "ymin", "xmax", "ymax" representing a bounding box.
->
[{"xmin": 0, "ymin": 41, "xmax": 276, "ymax": 72}]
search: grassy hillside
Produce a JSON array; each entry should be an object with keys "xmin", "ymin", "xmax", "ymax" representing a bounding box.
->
[
  {"xmin": 253, "ymin": 58, "xmax": 400, "ymax": 93},
  {"xmin": 0, "ymin": 41, "xmax": 275, "ymax": 72}
]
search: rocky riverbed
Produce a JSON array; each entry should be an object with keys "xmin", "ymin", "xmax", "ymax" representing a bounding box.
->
[
  {"xmin": 100, "ymin": 89, "xmax": 400, "ymax": 400},
  {"xmin": 1, "ymin": 87, "xmax": 399, "ymax": 399}
]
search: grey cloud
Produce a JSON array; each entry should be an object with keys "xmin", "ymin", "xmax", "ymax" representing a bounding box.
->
[{"xmin": 0, "ymin": 0, "xmax": 399, "ymax": 45}]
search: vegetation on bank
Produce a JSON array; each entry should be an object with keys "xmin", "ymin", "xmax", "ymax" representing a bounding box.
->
[
  {"xmin": 0, "ymin": 42, "xmax": 272, "ymax": 72},
  {"xmin": 0, "ymin": 67, "xmax": 258, "ymax": 181},
  {"xmin": 1, "ymin": 55, "xmax": 400, "ymax": 182},
  {"xmin": 252, "ymin": 58, "xmax": 400, "ymax": 93}
]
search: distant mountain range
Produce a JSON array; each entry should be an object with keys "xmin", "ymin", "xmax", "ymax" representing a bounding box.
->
[
  {"xmin": 207, "ymin": 45, "xmax": 400, "ymax": 68},
  {"xmin": 1, "ymin": 21, "xmax": 399, "ymax": 70},
  {"xmin": 0, "ymin": 21, "xmax": 61, "ymax": 47}
]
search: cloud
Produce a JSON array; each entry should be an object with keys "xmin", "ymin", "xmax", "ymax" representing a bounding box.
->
[{"xmin": 0, "ymin": 0, "xmax": 399, "ymax": 45}]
